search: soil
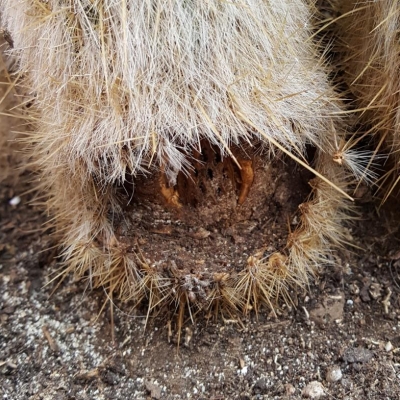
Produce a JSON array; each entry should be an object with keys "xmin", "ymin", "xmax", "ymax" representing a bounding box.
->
[
  {"xmin": 2, "ymin": 45, "xmax": 400, "ymax": 400},
  {"xmin": 2, "ymin": 170, "xmax": 400, "ymax": 400}
]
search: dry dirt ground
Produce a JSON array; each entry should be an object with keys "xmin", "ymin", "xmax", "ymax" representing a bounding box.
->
[
  {"xmin": 2, "ymin": 57, "xmax": 400, "ymax": 400},
  {"xmin": 2, "ymin": 168, "xmax": 400, "ymax": 400}
]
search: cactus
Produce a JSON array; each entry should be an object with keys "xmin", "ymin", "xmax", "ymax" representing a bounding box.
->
[
  {"xmin": 326, "ymin": 0, "xmax": 400, "ymax": 200},
  {"xmin": 0, "ymin": 0, "xmax": 361, "ymax": 318}
]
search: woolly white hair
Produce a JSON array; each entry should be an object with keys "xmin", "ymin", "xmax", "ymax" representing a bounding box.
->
[
  {"xmin": 1, "ymin": 0, "xmax": 346, "ymax": 181},
  {"xmin": 0, "ymin": 0, "xmax": 360, "ymax": 314}
]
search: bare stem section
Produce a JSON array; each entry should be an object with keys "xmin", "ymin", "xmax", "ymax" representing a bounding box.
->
[{"xmin": 1, "ymin": 0, "xmax": 361, "ymax": 317}]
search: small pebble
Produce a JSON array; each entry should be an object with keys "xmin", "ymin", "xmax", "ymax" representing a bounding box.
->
[
  {"xmin": 385, "ymin": 341, "xmax": 393, "ymax": 352},
  {"xmin": 9, "ymin": 196, "xmax": 21, "ymax": 206},
  {"xmin": 302, "ymin": 381, "xmax": 325, "ymax": 399},
  {"xmin": 326, "ymin": 365, "xmax": 342, "ymax": 383},
  {"xmin": 346, "ymin": 299, "xmax": 353, "ymax": 307}
]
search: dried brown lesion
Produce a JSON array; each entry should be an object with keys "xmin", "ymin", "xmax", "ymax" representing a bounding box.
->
[
  {"xmin": 170, "ymin": 141, "xmax": 255, "ymax": 208},
  {"xmin": 237, "ymin": 158, "xmax": 254, "ymax": 205},
  {"xmin": 113, "ymin": 141, "xmax": 312, "ymax": 276},
  {"xmin": 120, "ymin": 141, "xmax": 306, "ymax": 235},
  {"xmin": 153, "ymin": 141, "xmax": 249, "ymax": 209},
  {"xmin": 159, "ymin": 170, "xmax": 182, "ymax": 208}
]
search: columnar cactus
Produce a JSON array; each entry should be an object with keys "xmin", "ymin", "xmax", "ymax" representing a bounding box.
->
[{"xmin": 0, "ymin": 0, "xmax": 361, "ymax": 316}]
